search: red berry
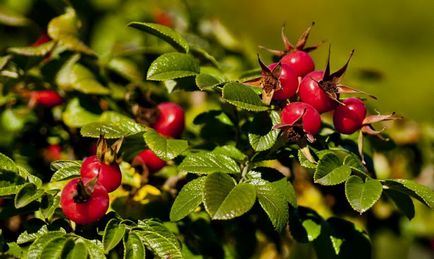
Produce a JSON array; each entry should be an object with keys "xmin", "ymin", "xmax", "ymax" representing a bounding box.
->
[
  {"xmin": 333, "ymin": 98, "xmax": 366, "ymax": 134},
  {"xmin": 154, "ymin": 10, "xmax": 173, "ymax": 28},
  {"xmin": 281, "ymin": 50, "xmax": 315, "ymax": 77},
  {"xmin": 267, "ymin": 63, "xmax": 299, "ymax": 100},
  {"xmin": 298, "ymin": 71, "xmax": 338, "ymax": 113},
  {"xmin": 31, "ymin": 90, "xmax": 63, "ymax": 108},
  {"xmin": 32, "ymin": 33, "xmax": 50, "ymax": 47},
  {"xmin": 60, "ymin": 178, "xmax": 109, "ymax": 225},
  {"xmin": 43, "ymin": 144, "xmax": 62, "ymax": 161},
  {"xmin": 152, "ymin": 102, "xmax": 185, "ymax": 138},
  {"xmin": 133, "ymin": 149, "xmax": 166, "ymax": 173},
  {"xmin": 80, "ymin": 155, "xmax": 122, "ymax": 193},
  {"xmin": 281, "ymin": 102, "xmax": 321, "ymax": 135}
]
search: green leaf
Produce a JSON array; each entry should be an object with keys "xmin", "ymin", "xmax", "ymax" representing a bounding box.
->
[
  {"xmin": 56, "ymin": 54, "xmax": 81, "ymax": 90},
  {"xmin": 178, "ymin": 152, "xmax": 240, "ymax": 175},
  {"xmin": 203, "ymin": 173, "xmax": 256, "ymax": 219},
  {"xmin": 345, "ymin": 176, "xmax": 383, "ymax": 213},
  {"xmin": 108, "ymin": 57, "xmax": 143, "ymax": 82},
  {"xmin": 385, "ymin": 189, "xmax": 415, "ymax": 220},
  {"xmin": 382, "ymin": 179, "xmax": 434, "ymax": 209},
  {"xmin": 222, "ymin": 82, "xmax": 268, "ymax": 112},
  {"xmin": 212, "ymin": 145, "xmax": 247, "ymax": 161},
  {"xmin": 17, "ymin": 225, "xmax": 48, "ymax": 244},
  {"xmin": 48, "ymin": 8, "xmax": 95, "ymax": 55},
  {"xmin": 302, "ymin": 219, "xmax": 321, "ymax": 242},
  {"xmin": 40, "ymin": 236, "xmax": 69, "ymax": 259},
  {"xmin": 8, "ymin": 41, "xmax": 55, "ymax": 56},
  {"xmin": 195, "ymin": 73, "xmax": 224, "ymax": 91},
  {"xmin": 27, "ymin": 231, "xmax": 65, "ymax": 259},
  {"xmin": 298, "ymin": 149, "xmax": 333, "ymax": 169},
  {"xmin": 81, "ymin": 111, "xmax": 146, "ymax": 138},
  {"xmin": 50, "ymin": 160, "xmax": 81, "ymax": 171},
  {"xmin": 103, "ymin": 219, "xmax": 126, "ymax": 253},
  {"xmin": 128, "ymin": 22, "xmax": 189, "ymax": 53},
  {"xmin": 248, "ymin": 111, "xmax": 280, "ymax": 151},
  {"xmin": 50, "ymin": 165, "xmax": 80, "ymax": 182},
  {"xmin": 123, "ymin": 232, "xmax": 145, "ymax": 259},
  {"xmin": 314, "ymin": 154, "xmax": 351, "ymax": 186},
  {"xmin": 136, "ymin": 219, "xmax": 182, "ymax": 259},
  {"xmin": 14, "ymin": 183, "xmax": 44, "ymax": 208},
  {"xmin": 0, "ymin": 7, "xmax": 31, "ymax": 26},
  {"xmin": 271, "ymin": 178, "xmax": 297, "ymax": 207},
  {"xmin": 65, "ymin": 239, "xmax": 88, "ymax": 259},
  {"xmin": 62, "ymin": 98, "xmax": 100, "ymax": 128},
  {"xmin": 203, "ymin": 173, "xmax": 235, "ymax": 217},
  {"xmin": 170, "ymin": 177, "xmax": 206, "ymax": 221},
  {"xmin": 40, "ymin": 193, "xmax": 60, "ymax": 219},
  {"xmin": 81, "ymin": 238, "xmax": 105, "ymax": 259},
  {"xmin": 147, "ymin": 52, "xmax": 199, "ymax": 81},
  {"xmin": 343, "ymin": 153, "xmax": 368, "ymax": 175},
  {"xmin": 0, "ymin": 152, "xmax": 18, "ymax": 173},
  {"xmin": 253, "ymin": 179, "xmax": 289, "ymax": 231},
  {"xmin": 330, "ymin": 236, "xmax": 344, "ymax": 255},
  {"xmin": 69, "ymin": 64, "xmax": 110, "ymax": 94},
  {"xmin": 143, "ymin": 129, "xmax": 188, "ymax": 160}
]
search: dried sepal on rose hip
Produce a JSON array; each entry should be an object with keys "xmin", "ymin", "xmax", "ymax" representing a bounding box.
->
[
  {"xmin": 80, "ymin": 135, "xmax": 123, "ymax": 193},
  {"xmin": 60, "ymin": 177, "xmax": 109, "ymax": 225},
  {"xmin": 259, "ymin": 22, "xmax": 320, "ymax": 77},
  {"xmin": 274, "ymin": 102, "xmax": 322, "ymax": 163},
  {"xmin": 299, "ymin": 47, "xmax": 376, "ymax": 113}
]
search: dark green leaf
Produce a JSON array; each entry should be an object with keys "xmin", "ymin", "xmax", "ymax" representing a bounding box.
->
[
  {"xmin": 385, "ymin": 189, "xmax": 415, "ymax": 220},
  {"xmin": 222, "ymin": 82, "xmax": 268, "ymax": 112},
  {"xmin": 271, "ymin": 178, "xmax": 297, "ymax": 207},
  {"xmin": 108, "ymin": 57, "xmax": 143, "ymax": 82},
  {"xmin": 40, "ymin": 236, "xmax": 69, "ymax": 259},
  {"xmin": 343, "ymin": 153, "xmax": 368, "ymax": 176},
  {"xmin": 62, "ymin": 98, "xmax": 100, "ymax": 128},
  {"xmin": 195, "ymin": 73, "xmax": 225, "ymax": 90},
  {"xmin": 103, "ymin": 219, "xmax": 126, "ymax": 253},
  {"xmin": 170, "ymin": 177, "xmax": 206, "ymax": 221},
  {"xmin": 143, "ymin": 129, "xmax": 188, "ymax": 160},
  {"xmin": 123, "ymin": 232, "xmax": 145, "ymax": 259},
  {"xmin": 298, "ymin": 149, "xmax": 334, "ymax": 169},
  {"xmin": 69, "ymin": 64, "xmax": 110, "ymax": 94},
  {"xmin": 253, "ymin": 179, "xmax": 289, "ymax": 231},
  {"xmin": 0, "ymin": 152, "xmax": 18, "ymax": 173},
  {"xmin": 27, "ymin": 231, "xmax": 65, "ymax": 259},
  {"xmin": 56, "ymin": 54, "xmax": 81, "ymax": 90},
  {"xmin": 135, "ymin": 220, "xmax": 182, "ymax": 259},
  {"xmin": 14, "ymin": 183, "xmax": 44, "ymax": 208},
  {"xmin": 128, "ymin": 22, "xmax": 189, "ymax": 53},
  {"xmin": 345, "ymin": 176, "xmax": 382, "ymax": 213},
  {"xmin": 17, "ymin": 225, "xmax": 48, "ymax": 244},
  {"xmin": 147, "ymin": 52, "xmax": 199, "ymax": 81},
  {"xmin": 382, "ymin": 179, "xmax": 434, "ymax": 209},
  {"xmin": 178, "ymin": 152, "xmax": 240, "ymax": 175},
  {"xmin": 314, "ymin": 153, "xmax": 351, "ymax": 186},
  {"xmin": 65, "ymin": 239, "xmax": 88, "ymax": 259},
  {"xmin": 40, "ymin": 193, "xmax": 60, "ymax": 219},
  {"xmin": 212, "ymin": 145, "xmax": 247, "ymax": 161},
  {"xmin": 50, "ymin": 165, "xmax": 80, "ymax": 182},
  {"xmin": 81, "ymin": 238, "xmax": 105, "ymax": 259},
  {"xmin": 203, "ymin": 173, "xmax": 235, "ymax": 217},
  {"xmin": 248, "ymin": 111, "xmax": 280, "ymax": 151},
  {"xmin": 50, "ymin": 160, "xmax": 82, "ymax": 171}
]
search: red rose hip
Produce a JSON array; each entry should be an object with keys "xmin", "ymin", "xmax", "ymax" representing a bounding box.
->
[
  {"xmin": 281, "ymin": 50, "xmax": 315, "ymax": 77},
  {"xmin": 152, "ymin": 102, "xmax": 185, "ymax": 138},
  {"xmin": 31, "ymin": 90, "xmax": 63, "ymax": 108},
  {"xmin": 60, "ymin": 178, "xmax": 109, "ymax": 225},
  {"xmin": 298, "ymin": 71, "xmax": 338, "ymax": 113},
  {"xmin": 333, "ymin": 98, "xmax": 366, "ymax": 134},
  {"xmin": 133, "ymin": 149, "xmax": 166, "ymax": 173},
  {"xmin": 281, "ymin": 102, "xmax": 321, "ymax": 135},
  {"xmin": 267, "ymin": 63, "xmax": 299, "ymax": 100},
  {"xmin": 80, "ymin": 155, "xmax": 122, "ymax": 193}
]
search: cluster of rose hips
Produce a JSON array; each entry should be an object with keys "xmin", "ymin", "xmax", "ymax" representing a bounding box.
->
[
  {"xmin": 132, "ymin": 102, "xmax": 185, "ymax": 175},
  {"xmin": 60, "ymin": 137, "xmax": 123, "ymax": 225},
  {"xmin": 253, "ymin": 23, "xmax": 399, "ymax": 159},
  {"xmin": 60, "ymin": 102, "xmax": 185, "ymax": 225}
]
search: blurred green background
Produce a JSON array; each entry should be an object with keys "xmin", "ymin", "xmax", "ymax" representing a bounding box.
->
[{"xmin": 205, "ymin": 0, "xmax": 434, "ymax": 123}]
